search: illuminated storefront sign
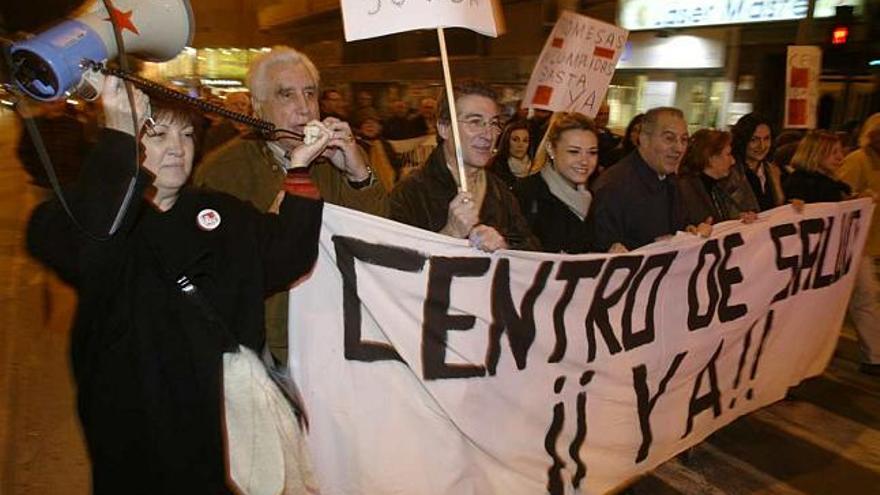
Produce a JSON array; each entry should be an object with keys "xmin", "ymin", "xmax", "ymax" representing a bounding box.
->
[
  {"xmin": 619, "ymin": 0, "xmax": 862, "ymax": 30},
  {"xmin": 616, "ymin": 30, "xmax": 727, "ymax": 69}
]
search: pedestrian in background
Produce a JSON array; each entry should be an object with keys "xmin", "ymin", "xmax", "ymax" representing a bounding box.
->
[
  {"xmin": 839, "ymin": 113, "xmax": 880, "ymax": 377},
  {"xmin": 489, "ymin": 119, "xmax": 534, "ymax": 189}
]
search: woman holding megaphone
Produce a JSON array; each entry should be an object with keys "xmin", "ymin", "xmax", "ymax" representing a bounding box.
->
[{"xmin": 27, "ymin": 76, "xmax": 322, "ymax": 494}]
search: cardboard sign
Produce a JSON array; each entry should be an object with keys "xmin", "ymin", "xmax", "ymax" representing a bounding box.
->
[
  {"xmin": 785, "ymin": 46, "xmax": 822, "ymax": 129},
  {"xmin": 522, "ymin": 11, "xmax": 628, "ymax": 118},
  {"xmin": 340, "ymin": 0, "xmax": 505, "ymax": 42},
  {"xmin": 290, "ymin": 200, "xmax": 873, "ymax": 495}
]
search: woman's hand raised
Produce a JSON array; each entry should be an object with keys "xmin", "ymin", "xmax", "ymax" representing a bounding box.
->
[{"xmin": 101, "ymin": 75, "xmax": 150, "ymax": 137}]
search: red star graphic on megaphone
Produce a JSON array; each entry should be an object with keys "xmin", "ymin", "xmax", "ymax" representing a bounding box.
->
[{"xmin": 104, "ymin": 1, "xmax": 140, "ymax": 35}]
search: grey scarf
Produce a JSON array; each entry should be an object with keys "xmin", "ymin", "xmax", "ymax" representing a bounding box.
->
[
  {"xmin": 508, "ymin": 155, "xmax": 533, "ymax": 178},
  {"xmin": 541, "ymin": 165, "xmax": 592, "ymax": 220}
]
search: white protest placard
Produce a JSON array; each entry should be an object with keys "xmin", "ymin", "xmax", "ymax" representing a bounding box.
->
[
  {"xmin": 290, "ymin": 200, "xmax": 873, "ymax": 495},
  {"xmin": 785, "ymin": 46, "xmax": 822, "ymax": 129},
  {"xmin": 340, "ymin": 0, "xmax": 505, "ymax": 42},
  {"xmin": 522, "ymin": 11, "xmax": 628, "ymax": 118}
]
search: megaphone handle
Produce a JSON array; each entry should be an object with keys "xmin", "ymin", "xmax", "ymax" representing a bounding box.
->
[{"xmin": 78, "ymin": 70, "xmax": 106, "ymax": 101}]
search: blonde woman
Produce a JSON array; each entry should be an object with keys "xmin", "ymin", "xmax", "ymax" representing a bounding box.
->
[
  {"xmin": 783, "ymin": 130, "xmax": 850, "ymax": 202},
  {"xmin": 514, "ymin": 112, "xmax": 598, "ymax": 253}
]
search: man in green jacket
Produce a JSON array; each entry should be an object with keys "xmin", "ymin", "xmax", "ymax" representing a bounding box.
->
[{"xmin": 195, "ymin": 46, "xmax": 388, "ymax": 363}]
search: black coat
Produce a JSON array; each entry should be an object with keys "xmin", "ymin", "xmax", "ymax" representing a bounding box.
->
[
  {"xmin": 783, "ymin": 169, "xmax": 852, "ymax": 203},
  {"xmin": 390, "ymin": 147, "xmax": 541, "ymax": 251},
  {"xmin": 488, "ymin": 154, "xmax": 519, "ymax": 190},
  {"xmin": 590, "ymin": 150, "xmax": 686, "ymax": 251},
  {"xmin": 514, "ymin": 174, "xmax": 592, "ymax": 254},
  {"xmin": 27, "ymin": 130, "xmax": 323, "ymax": 494}
]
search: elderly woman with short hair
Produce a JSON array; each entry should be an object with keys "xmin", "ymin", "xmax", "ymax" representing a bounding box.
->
[
  {"xmin": 27, "ymin": 77, "xmax": 323, "ymax": 493},
  {"xmin": 678, "ymin": 129, "xmax": 757, "ymax": 226}
]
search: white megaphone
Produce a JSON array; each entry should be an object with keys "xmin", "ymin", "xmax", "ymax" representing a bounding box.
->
[{"xmin": 10, "ymin": 0, "xmax": 194, "ymax": 101}]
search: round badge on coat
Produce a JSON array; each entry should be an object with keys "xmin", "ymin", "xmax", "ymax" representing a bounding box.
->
[{"xmin": 196, "ymin": 208, "xmax": 221, "ymax": 231}]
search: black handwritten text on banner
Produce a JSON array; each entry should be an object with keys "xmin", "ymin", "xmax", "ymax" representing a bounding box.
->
[{"xmin": 290, "ymin": 200, "xmax": 872, "ymax": 495}]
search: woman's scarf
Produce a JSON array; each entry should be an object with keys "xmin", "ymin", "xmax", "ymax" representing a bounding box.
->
[
  {"xmin": 541, "ymin": 164, "xmax": 591, "ymax": 220},
  {"xmin": 507, "ymin": 155, "xmax": 533, "ymax": 178}
]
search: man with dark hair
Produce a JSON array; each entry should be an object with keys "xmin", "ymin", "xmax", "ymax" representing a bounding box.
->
[
  {"xmin": 391, "ymin": 80, "xmax": 539, "ymax": 252},
  {"xmin": 591, "ymin": 106, "xmax": 694, "ymax": 252}
]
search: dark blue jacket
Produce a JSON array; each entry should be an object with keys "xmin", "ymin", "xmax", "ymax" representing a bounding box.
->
[{"xmin": 590, "ymin": 151, "xmax": 686, "ymax": 251}]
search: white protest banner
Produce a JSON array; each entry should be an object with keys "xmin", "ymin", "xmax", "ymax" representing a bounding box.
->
[
  {"xmin": 290, "ymin": 200, "xmax": 873, "ymax": 495},
  {"xmin": 340, "ymin": 0, "xmax": 505, "ymax": 42},
  {"xmin": 522, "ymin": 11, "xmax": 628, "ymax": 118},
  {"xmin": 785, "ymin": 46, "xmax": 822, "ymax": 129}
]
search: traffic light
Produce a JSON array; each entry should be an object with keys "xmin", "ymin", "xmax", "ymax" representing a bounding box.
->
[
  {"xmin": 824, "ymin": 5, "xmax": 857, "ymax": 74},
  {"xmin": 831, "ymin": 25, "xmax": 849, "ymax": 46},
  {"xmin": 828, "ymin": 5, "xmax": 854, "ymax": 46}
]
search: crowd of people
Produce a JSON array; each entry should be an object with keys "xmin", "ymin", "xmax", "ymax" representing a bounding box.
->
[{"xmin": 21, "ymin": 44, "xmax": 880, "ymax": 492}]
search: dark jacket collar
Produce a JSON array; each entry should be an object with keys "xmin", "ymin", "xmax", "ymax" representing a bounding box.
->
[
  {"xmin": 424, "ymin": 146, "xmax": 458, "ymax": 194},
  {"xmin": 632, "ymin": 150, "xmax": 674, "ymax": 192}
]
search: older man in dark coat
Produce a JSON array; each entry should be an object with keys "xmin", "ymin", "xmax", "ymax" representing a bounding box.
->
[{"xmin": 590, "ymin": 107, "xmax": 691, "ymax": 252}]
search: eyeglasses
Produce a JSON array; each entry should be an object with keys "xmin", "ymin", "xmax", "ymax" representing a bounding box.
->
[
  {"xmin": 458, "ymin": 117, "xmax": 504, "ymax": 133},
  {"xmin": 659, "ymin": 131, "xmax": 689, "ymax": 147}
]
